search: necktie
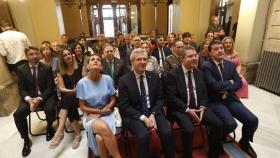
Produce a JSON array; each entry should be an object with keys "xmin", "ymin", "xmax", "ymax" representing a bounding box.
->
[
  {"xmin": 32, "ymin": 66, "xmax": 38, "ymax": 97},
  {"xmin": 218, "ymin": 63, "xmax": 224, "ymax": 81},
  {"xmin": 127, "ymin": 45, "xmax": 130, "ymax": 52},
  {"xmin": 108, "ymin": 61, "xmax": 114, "ymax": 77},
  {"xmin": 159, "ymin": 48, "xmax": 165, "ymax": 67},
  {"xmin": 187, "ymin": 71, "xmax": 196, "ymax": 109},
  {"xmin": 140, "ymin": 75, "xmax": 149, "ymax": 116}
]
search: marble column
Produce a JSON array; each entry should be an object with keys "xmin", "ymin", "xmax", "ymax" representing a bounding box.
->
[
  {"xmin": 234, "ymin": 0, "xmax": 271, "ymax": 83},
  {"xmin": 0, "ymin": 56, "xmax": 20, "ymax": 116}
]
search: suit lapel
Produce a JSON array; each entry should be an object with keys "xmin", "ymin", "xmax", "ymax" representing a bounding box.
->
[
  {"xmin": 145, "ymin": 71, "xmax": 152, "ymax": 99},
  {"xmin": 178, "ymin": 66, "xmax": 188, "ymax": 97},
  {"xmin": 210, "ymin": 59, "xmax": 223, "ymax": 81},
  {"xmin": 113, "ymin": 59, "xmax": 120, "ymax": 77},
  {"xmin": 129, "ymin": 72, "xmax": 140, "ymax": 98}
]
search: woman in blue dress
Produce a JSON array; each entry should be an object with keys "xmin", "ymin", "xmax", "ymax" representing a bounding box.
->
[{"xmin": 76, "ymin": 54, "xmax": 121, "ymax": 158}]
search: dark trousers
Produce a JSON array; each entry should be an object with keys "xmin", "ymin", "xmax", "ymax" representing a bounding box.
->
[
  {"xmin": 172, "ymin": 109, "xmax": 223, "ymax": 158},
  {"xmin": 209, "ymin": 101, "xmax": 258, "ymax": 142},
  {"xmin": 13, "ymin": 95, "xmax": 57, "ymax": 139},
  {"xmin": 7, "ymin": 60, "xmax": 27, "ymax": 74},
  {"xmin": 60, "ymin": 93, "xmax": 80, "ymax": 122},
  {"xmin": 124, "ymin": 113, "xmax": 175, "ymax": 158}
]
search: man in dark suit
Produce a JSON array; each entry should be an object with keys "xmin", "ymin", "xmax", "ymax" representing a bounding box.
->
[
  {"xmin": 151, "ymin": 35, "xmax": 172, "ymax": 70},
  {"xmin": 166, "ymin": 47, "xmax": 223, "ymax": 158},
  {"xmin": 102, "ymin": 43, "xmax": 129, "ymax": 88},
  {"xmin": 201, "ymin": 40, "xmax": 258, "ymax": 158},
  {"xmin": 13, "ymin": 46, "xmax": 56, "ymax": 157},
  {"xmin": 118, "ymin": 48, "xmax": 175, "ymax": 158},
  {"xmin": 118, "ymin": 34, "xmax": 133, "ymax": 61},
  {"xmin": 124, "ymin": 35, "xmax": 142, "ymax": 70}
]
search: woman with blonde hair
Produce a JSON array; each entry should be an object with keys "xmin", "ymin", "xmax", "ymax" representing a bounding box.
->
[
  {"xmin": 141, "ymin": 41, "xmax": 160, "ymax": 74},
  {"xmin": 222, "ymin": 37, "xmax": 248, "ymax": 98}
]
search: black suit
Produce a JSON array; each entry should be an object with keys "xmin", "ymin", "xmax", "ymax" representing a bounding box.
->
[
  {"xmin": 166, "ymin": 66, "xmax": 223, "ymax": 158},
  {"xmin": 13, "ymin": 62, "xmax": 56, "ymax": 139},
  {"xmin": 151, "ymin": 46, "xmax": 172, "ymax": 66},
  {"xmin": 102, "ymin": 57, "xmax": 129, "ymax": 88},
  {"xmin": 119, "ymin": 71, "xmax": 175, "ymax": 158},
  {"xmin": 118, "ymin": 44, "xmax": 133, "ymax": 61}
]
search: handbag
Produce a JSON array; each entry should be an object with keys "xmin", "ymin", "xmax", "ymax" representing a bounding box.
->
[{"xmin": 113, "ymin": 107, "xmax": 122, "ymax": 127}]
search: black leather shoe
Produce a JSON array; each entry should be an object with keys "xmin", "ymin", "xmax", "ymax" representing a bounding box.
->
[
  {"xmin": 46, "ymin": 128, "xmax": 55, "ymax": 141},
  {"xmin": 22, "ymin": 139, "xmax": 32, "ymax": 157},
  {"xmin": 239, "ymin": 141, "xmax": 257, "ymax": 158}
]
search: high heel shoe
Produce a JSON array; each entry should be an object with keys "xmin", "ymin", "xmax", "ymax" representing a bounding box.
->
[
  {"xmin": 72, "ymin": 135, "xmax": 82, "ymax": 149},
  {"xmin": 49, "ymin": 133, "xmax": 64, "ymax": 149}
]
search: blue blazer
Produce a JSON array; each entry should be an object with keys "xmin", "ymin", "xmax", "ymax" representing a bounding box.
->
[{"xmin": 201, "ymin": 59, "xmax": 242, "ymax": 103}]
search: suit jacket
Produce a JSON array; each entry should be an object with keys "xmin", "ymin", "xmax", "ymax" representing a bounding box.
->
[
  {"xmin": 118, "ymin": 71, "xmax": 163, "ymax": 120},
  {"xmin": 166, "ymin": 66, "xmax": 208, "ymax": 113},
  {"xmin": 17, "ymin": 62, "xmax": 55, "ymax": 101},
  {"xmin": 101, "ymin": 57, "xmax": 129, "ymax": 88},
  {"xmin": 201, "ymin": 59, "xmax": 242, "ymax": 103},
  {"xmin": 151, "ymin": 46, "xmax": 172, "ymax": 65},
  {"xmin": 118, "ymin": 44, "xmax": 133, "ymax": 61}
]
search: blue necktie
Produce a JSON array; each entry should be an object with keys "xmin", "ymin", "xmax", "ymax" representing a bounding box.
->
[{"xmin": 140, "ymin": 75, "xmax": 149, "ymax": 116}]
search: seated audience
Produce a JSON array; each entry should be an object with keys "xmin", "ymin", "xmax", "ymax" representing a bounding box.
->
[
  {"xmin": 39, "ymin": 43, "xmax": 59, "ymax": 76},
  {"xmin": 77, "ymin": 54, "xmax": 121, "ymax": 158},
  {"xmin": 141, "ymin": 41, "xmax": 160, "ymax": 74},
  {"xmin": 92, "ymin": 33, "xmax": 106, "ymax": 57},
  {"xmin": 201, "ymin": 40, "xmax": 258, "ymax": 158},
  {"xmin": 205, "ymin": 31, "xmax": 214, "ymax": 41},
  {"xmin": 163, "ymin": 39, "xmax": 184, "ymax": 75},
  {"xmin": 60, "ymin": 34, "xmax": 71, "ymax": 50},
  {"xmin": 78, "ymin": 36, "xmax": 94, "ymax": 55},
  {"xmin": 49, "ymin": 49, "xmax": 82, "ymax": 149},
  {"xmin": 151, "ymin": 35, "xmax": 172, "ymax": 72},
  {"xmin": 71, "ymin": 42, "xmax": 88, "ymax": 74},
  {"xmin": 166, "ymin": 47, "xmax": 223, "ymax": 158},
  {"xmin": 13, "ymin": 46, "xmax": 56, "ymax": 157},
  {"xmin": 182, "ymin": 32, "xmax": 198, "ymax": 51},
  {"xmin": 165, "ymin": 32, "xmax": 176, "ymax": 49},
  {"xmin": 198, "ymin": 39, "xmax": 211, "ymax": 68},
  {"xmin": 101, "ymin": 43, "xmax": 129, "ymax": 88},
  {"xmin": 51, "ymin": 41, "xmax": 61, "ymax": 58},
  {"xmin": 222, "ymin": 37, "xmax": 248, "ymax": 98},
  {"xmin": 118, "ymin": 34, "xmax": 133, "ymax": 60},
  {"xmin": 118, "ymin": 48, "xmax": 175, "ymax": 158},
  {"xmin": 125, "ymin": 35, "xmax": 142, "ymax": 69}
]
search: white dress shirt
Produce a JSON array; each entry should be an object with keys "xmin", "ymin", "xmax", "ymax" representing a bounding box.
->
[{"xmin": 0, "ymin": 30, "xmax": 31, "ymax": 64}]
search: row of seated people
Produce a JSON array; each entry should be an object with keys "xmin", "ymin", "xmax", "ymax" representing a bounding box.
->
[{"xmin": 13, "ymin": 39, "xmax": 257, "ymax": 158}]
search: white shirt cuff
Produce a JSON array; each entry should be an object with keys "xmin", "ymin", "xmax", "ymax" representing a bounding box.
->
[
  {"xmin": 25, "ymin": 96, "xmax": 31, "ymax": 102},
  {"xmin": 139, "ymin": 115, "xmax": 145, "ymax": 121},
  {"xmin": 185, "ymin": 107, "xmax": 189, "ymax": 113}
]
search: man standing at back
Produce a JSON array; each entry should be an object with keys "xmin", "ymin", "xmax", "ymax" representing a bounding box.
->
[
  {"xmin": 0, "ymin": 21, "xmax": 31, "ymax": 74},
  {"xmin": 118, "ymin": 48, "xmax": 175, "ymax": 158},
  {"xmin": 201, "ymin": 40, "xmax": 258, "ymax": 158}
]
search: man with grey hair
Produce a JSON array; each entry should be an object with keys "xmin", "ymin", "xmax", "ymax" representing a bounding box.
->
[{"xmin": 119, "ymin": 48, "xmax": 175, "ymax": 158}]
